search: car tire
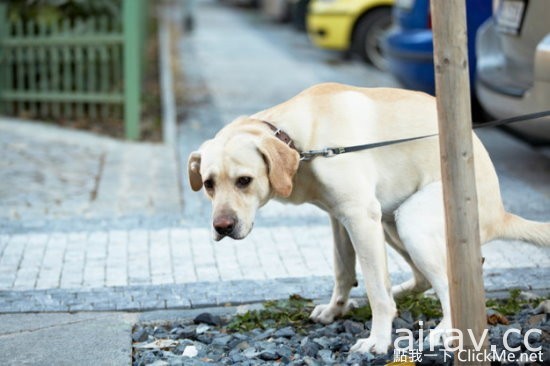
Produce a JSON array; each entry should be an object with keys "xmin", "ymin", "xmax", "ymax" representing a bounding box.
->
[{"xmin": 353, "ymin": 7, "xmax": 392, "ymax": 71}]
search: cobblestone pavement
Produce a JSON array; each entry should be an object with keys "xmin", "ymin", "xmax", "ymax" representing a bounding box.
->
[
  {"xmin": 2, "ymin": 226, "xmax": 550, "ymax": 291},
  {"xmin": 0, "ymin": 225, "xmax": 548, "ymax": 312},
  {"xmin": 0, "ymin": 0, "xmax": 548, "ymax": 314},
  {"xmin": 0, "ymin": 119, "xmax": 181, "ymax": 232},
  {"xmin": 0, "ymin": 122, "xmax": 101, "ymax": 223}
]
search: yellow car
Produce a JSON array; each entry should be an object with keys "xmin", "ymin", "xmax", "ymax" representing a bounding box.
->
[{"xmin": 307, "ymin": 0, "xmax": 394, "ymax": 70}]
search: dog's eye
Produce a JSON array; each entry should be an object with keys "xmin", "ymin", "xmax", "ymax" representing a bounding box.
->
[
  {"xmin": 236, "ymin": 176, "xmax": 252, "ymax": 188},
  {"xmin": 204, "ymin": 179, "xmax": 214, "ymax": 190}
]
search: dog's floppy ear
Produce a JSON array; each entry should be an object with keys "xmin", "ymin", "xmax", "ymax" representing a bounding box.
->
[
  {"xmin": 258, "ymin": 137, "xmax": 300, "ymax": 198},
  {"xmin": 188, "ymin": 151, "xmax": 203, "ymax": 191}
]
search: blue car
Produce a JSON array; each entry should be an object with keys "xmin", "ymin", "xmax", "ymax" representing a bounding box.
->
[{"xmin": 383, "ymin": 0, "xmax": 491, "ymax": 95}]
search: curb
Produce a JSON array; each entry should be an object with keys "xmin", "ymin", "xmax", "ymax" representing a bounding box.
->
[{"xmin": 1, "ymin": 267, "xmax": 548, "ymax": 314}]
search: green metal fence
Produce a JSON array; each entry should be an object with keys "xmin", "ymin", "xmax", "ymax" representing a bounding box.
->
[{"xmin": 0, "ymin": 0, "xmax": 148, "ymax": 139}]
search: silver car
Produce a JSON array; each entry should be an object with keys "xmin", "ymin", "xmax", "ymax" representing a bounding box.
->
[{"xmin": 476, "ymin": 0, "xmax": 550, "ymax": 143}]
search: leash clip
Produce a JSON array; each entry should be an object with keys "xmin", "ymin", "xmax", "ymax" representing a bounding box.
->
[
  {"xmin": 300, "ymin": 147, "xmax": 337, "ymax": 161},
  {"xmin": 323, "ymin": 147, "xmax": 337, "ymax": 157}
]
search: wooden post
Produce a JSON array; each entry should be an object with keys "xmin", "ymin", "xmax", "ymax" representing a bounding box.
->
[{"xmin": 430, "ymin": 1, "xmax": 489, "ymax": 365}]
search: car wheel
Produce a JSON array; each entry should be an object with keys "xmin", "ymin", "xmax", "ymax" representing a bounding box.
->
[{"xmin": 353, "ymin": 8, "xmax": 392, "ymax": 71}]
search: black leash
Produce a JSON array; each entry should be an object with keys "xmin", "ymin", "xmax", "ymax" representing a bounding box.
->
[{"xmin": 299, "ymin": 110, "xmax": 550, "ymax": 161}]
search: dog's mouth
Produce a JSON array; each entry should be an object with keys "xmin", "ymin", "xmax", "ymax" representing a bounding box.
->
[
  {"xmin": 213, "ymin": 222, "xmax": 253, "ymax": 241},
  {"xmin": 214, "ymin": 232, "xmax": 242, "ymax": 241}
]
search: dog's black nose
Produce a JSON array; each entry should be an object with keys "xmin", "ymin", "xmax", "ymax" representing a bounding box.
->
[{"xmin": 213, "ymin": 215, "xmax": 236, "ymax": 236}]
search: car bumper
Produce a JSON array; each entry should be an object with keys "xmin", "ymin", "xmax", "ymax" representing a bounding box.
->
[
  {"xmin": 476, "ymin": 80, "xmax": 550, "ymax": 143},
  {"xmin": 383, "ymin": 28, "xmax": 435, "ymax": 94},
  {"xmin": 475, "ymin": 22, "xmax": 550, "ymax": 142},
  {"xmin": 307, "ymin": 12, "xmax": 353, "ymax": 50}
]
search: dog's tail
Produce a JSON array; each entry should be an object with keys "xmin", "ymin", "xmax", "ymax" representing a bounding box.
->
[{"xmin": 497, "ymin": 212, "xmax": 550, "ymax": 246}]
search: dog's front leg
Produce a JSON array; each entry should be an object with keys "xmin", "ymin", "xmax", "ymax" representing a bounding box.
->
[
  {"xmin": 310, "ymin": 216, "xmax": 357, "ymax": 324},
  {"xmin": 340, "ymin": 200, "xmax": 397, "ymax": 355}
]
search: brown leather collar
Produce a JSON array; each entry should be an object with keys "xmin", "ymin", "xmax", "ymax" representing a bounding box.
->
[{"xmin": 262, "ymin": 121, "xmax": 298, "ymax": 151}]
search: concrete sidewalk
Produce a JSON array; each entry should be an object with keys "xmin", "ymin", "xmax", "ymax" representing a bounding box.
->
[
  {"xmin": 0, "ymin": 312, "xmax": 135, "ymax": 366},
  {"xmin": 0, "ymin": 306, "xmax": 244, "ymax": 366}
]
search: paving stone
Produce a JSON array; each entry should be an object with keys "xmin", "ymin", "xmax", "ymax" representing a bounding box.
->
[{"xmin": 0, "ymin": 119, "xmax": 182, "ymax": 227}]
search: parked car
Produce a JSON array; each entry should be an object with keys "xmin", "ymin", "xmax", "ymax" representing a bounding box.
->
[
  {"xmin": 475, "ymin": 0, "xmax": 550, "ymax": 144},
  {"xmin": 307, "ymin": 0, "xmax": 394, "ymax": 70},
  {"xmin": 383, "ymin": 0, "xmax": 491, "ymax": 96}
]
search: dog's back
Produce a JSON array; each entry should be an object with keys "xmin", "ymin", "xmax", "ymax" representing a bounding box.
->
[{"xmin": 254, "ymin": 82, "xmax": 550, "ymax": 246}]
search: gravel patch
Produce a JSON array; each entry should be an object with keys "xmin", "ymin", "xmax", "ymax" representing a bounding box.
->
[{"xmin": 132, "ymin": 298, "xmax": 550, "ymax": 365}]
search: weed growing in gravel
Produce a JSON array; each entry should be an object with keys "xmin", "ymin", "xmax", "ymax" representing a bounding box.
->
[
  {"xmin": 345, "ymin": 293, "xmax": 443, "ymax": 322},
  {"xmin": 226, "ymin": 289, "xmax": 548, "ymax": 333},
  {"xmin": 226, "ymin": 293, "xmax": 445, "ymax": 332},
  {"xmin": 486, "ymin": 288, "xmax": 549, "ymax": 315},
  {"xmin": 355, "ymin": 289, "xmax": 550, "ymax": 322},
  {"xmin": 397, "ymin": 294, "xmax": 443, "ymax": 319},
  {"xmin": 486, "ymin": 288, "xmax": 524, "ymax": 315},
  {"xmin": 345, "ymin": 304, "xmax": 373, "ymax": 323},
  {"xmin": 226, "ymin": 294, "xmax": 315, "ymax": 332}
]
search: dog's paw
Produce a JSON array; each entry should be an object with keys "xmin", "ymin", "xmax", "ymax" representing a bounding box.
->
[
  {"xmin": 350, "ymin": 335, "xmax": 391, "ymax": 355},
  {"xmin": 309, "ymin": 300, "xmax": 357, "ymax": 324},
  {"xmin": 309, "ymin": 304, "xmax": 338, "ymax": 324}
]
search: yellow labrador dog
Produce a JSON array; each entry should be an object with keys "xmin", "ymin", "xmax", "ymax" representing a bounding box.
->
[{"xmin": 188, "ymin": 83, "xmax": 549, "ymax": 354}]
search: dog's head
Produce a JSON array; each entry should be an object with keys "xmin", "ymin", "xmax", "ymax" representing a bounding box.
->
[{"xmin": 188, "ymin": 117, "xmax": 300, "ymax": 241}]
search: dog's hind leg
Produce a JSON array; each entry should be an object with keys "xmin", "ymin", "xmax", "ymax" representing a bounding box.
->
[
  {"xmin": 383, "ymin": 222, "xmax": 431, "ymax": 299},
  {"xmin": 310, "ymin": 216, "xmax": 358, "ymax": 324},
  {"xmin": 394, "ymin": 182, "xmax": 453, "ymax": 343}
]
